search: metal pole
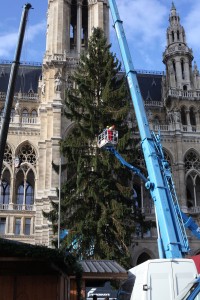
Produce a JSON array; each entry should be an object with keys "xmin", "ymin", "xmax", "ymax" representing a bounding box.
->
[
  {"xmin": 0, "ymin": 3, "xmax": 32, "ymax": 176},
  {"xmin": 58, "ymin": 157, "xmax": 61, "ymax": 248}
]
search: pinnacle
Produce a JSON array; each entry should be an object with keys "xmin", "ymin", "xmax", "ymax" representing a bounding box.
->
[{"xmin": 171, "ymin": 2, "xmax": 176, "ymax": 11}]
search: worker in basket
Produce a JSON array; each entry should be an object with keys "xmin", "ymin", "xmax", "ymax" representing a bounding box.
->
[{"xmin": 107, "ymin": 125, "xmax": 115, "ymax": 141}]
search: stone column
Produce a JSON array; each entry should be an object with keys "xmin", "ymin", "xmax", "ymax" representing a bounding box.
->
[
  {"xmin": 184, "ymin": 60, "xmax": 191, "ymax": 88},
  {"xmin": 186, "ymin": 110, "xmax": 190, "ymax": 125},
  {"xmin": 77, "ymin": 0, "xmax": 83, "ymax": 55},
  {"xmin": 177, "ymin": 163, "xmax": 187, "ymax": 208},
  {"xmin": 194, "ymin": 184, "xmax": 197, "ymax": 207}
]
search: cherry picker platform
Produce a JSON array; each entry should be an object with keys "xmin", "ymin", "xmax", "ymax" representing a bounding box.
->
[{"xmin": 97, "ymin": 128, "xmax": 118, "ymax": 148}]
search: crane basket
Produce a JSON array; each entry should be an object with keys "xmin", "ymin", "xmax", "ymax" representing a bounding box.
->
[{"xmin": 97, "ymin": 129, "xmax": 118, "ymax": 148}]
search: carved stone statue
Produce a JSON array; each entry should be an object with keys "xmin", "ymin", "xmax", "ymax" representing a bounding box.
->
[
  {"xmin": 41, "ymin": 82, "xmax": 45, "ymax": 95},
  {"xmin": 15, "ymin": 100, "xmax": 20, "ymax": 115},
  {"xmin": 174, "ymin": 110, "xmax": 181, "ymax": 123},
  {"xmin": 55, "ymin": 72, "xmax": 62, "ymax": 92}
]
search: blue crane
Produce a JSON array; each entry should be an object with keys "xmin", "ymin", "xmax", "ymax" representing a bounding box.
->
[{"xmin": 98, "ymin": 0, "xmax": 197, "ymax": 260}]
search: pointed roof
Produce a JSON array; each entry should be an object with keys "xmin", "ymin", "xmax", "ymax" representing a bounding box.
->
[
  {"xmin": 171, "ymin": 2, "xmax": 176, "ymax": 10},
  {"xmin": 170, "ymin": 2, "xmax": 177, "ymax": 16}
]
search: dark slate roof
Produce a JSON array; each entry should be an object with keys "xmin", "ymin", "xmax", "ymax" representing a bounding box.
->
[
  {"xmin": 117, "ymin": 70, "xmax": 163, "ymax": 102},
  {"xmin": 80, "ymin": 260, "xmax": 127, "ymax": 279},
  {"xmin": 0, "ymin": 62, "xmax": 42, "ymax": 93},
  {"xmin": 0, "ymin": 61, "xmax": 162, "ymax": 103},
  {"xmin": 137, "ymin": 72, "xmax": 162, "ymax": 102}
]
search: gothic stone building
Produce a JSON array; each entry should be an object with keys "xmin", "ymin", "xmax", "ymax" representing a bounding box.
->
[{"xmin": 0, "ymin": 1, "xmax": 200, "ymax": 266}]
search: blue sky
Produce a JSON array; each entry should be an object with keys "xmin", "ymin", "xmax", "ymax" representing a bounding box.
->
[{"xmin": 0, "ymin": 1, "xmax": 200, "ymax": 72}]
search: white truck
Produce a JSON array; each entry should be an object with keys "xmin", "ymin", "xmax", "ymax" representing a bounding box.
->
[{"xmin": 129, "ymin": 259, "xmax": 199, "ymax": 300}]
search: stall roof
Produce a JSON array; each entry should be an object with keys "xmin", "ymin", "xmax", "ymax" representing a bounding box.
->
[{"xmin": 80, "ymin": 260, "xmax": 128, "ymax": 280}]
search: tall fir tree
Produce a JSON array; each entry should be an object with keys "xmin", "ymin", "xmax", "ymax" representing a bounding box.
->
[{"xmin": 46, "ymin": 28, "xmax": 142, "ymax": 268}]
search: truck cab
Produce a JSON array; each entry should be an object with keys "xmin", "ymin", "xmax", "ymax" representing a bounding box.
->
[{"xmin": 128, "ymin": 259, "xmax": 199, "ymax": 300}]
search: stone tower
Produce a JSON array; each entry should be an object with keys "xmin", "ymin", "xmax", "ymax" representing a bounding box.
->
[
  {"xmin": 36, "ymin": 0, "xmax": 110, "ymax": 245},
  {"xmin": 163, "ymin": 3, "xmax": 193, "ymax": 91},
  {"xmin": 161, "ymin": 2, "xmax": 200, "ymax": 209},
  {"xmin": 130, "ymin": 3, "xmax": 200, "ymax": 265}
]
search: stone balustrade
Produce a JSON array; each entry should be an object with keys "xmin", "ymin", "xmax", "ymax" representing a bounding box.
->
[
  {"xmin": 0, "ymin": 203, "xmax": 35, "ymax": 211},
  {"xmin": 167, "ymin": 88, "xmax": 200, "ymax": 100}
]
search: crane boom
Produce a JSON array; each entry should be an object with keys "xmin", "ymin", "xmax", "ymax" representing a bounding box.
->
[
  {"xmin": 0, "ymin": 3, "xmax": 32, "ymax": 176},
  {"xmin": 108, "ymin": 0, "xmax": 189, "ymax": 259}
]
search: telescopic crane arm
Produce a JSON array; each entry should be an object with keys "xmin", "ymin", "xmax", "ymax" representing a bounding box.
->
[
  {"xmin": 102, "ymin": 0, "xmax": 190, "ymax": 259},
  {"xmin": 0, "ymin": 3, "xmax": 32, "ymax": 176}
]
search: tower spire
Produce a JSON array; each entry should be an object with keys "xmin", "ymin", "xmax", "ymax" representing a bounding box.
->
[
  {"xmin": 163, "ymin": 4, "xmax": 193, "ymax": 90},
  {"xmin": 171, "ymin": 2, "xmax": 176, "ymax": 11}
]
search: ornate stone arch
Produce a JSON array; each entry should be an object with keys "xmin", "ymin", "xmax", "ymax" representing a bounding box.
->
[
  {"xmin": 21, "ymin": 107, "xmax": 29, "ymax": 116},
  {"xmin": 15, "ymin": 140, "xmax": 38, "ymax": 162},
  {"xmin": 162, "ymin": 147, "xmax": 173, "ymax": 167},
  {"xmin": 184, "ymin": 148, "xmax": 200, "ymax": 173},
  {"xmin": 133, "ymin": 248, "xmax": 156, "ymax": 266},
  {"xmin": 1, "ymin": 144, "xmax": 14, "ymax": 206},
  {"xmin": 63, "ymin": 121, "xmax": 76, "ymax": 138}
]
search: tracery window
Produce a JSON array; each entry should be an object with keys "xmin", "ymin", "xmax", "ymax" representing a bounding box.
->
[
  {"xmin": 0, "ymin": 145, "xmax": 12, "ymax": 206},
  {"xmin": 18, "ymin": 144, "xmax": 36, "ymax": 166},
  {"xmin": 185, "ymin": 151, "xmax": 200, "ymax": 208},
  {"xmin": 15, "ymin": 143, "xmax": 36, "ymax": 208},
  {"xmin": 0, "ymin": 179, "xmax": 10, "ymax": 205},
  {"xmin": 3, "ymin": 144, "xmax": 12, "ymax": 164},
  {"xmin": 185, "ymin": 151, "xmax": 200, "ymax": 172}
]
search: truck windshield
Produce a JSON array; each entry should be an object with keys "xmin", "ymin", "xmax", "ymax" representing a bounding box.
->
[
  {"xmin": 175, "ymin": 278, "xmax": 200, "ymax": 300},
  {"xmin": 117, "ymin": 274, "xmax": 135, "ymax": 300}
]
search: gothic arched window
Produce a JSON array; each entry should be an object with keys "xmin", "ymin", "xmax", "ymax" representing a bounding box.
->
[
  {"xmin": 0, "ymin": 180, "xmax": 10, "ymax": 205},
  {"xmin": 172, "ymin": 31, "xmax": 175, "ymax": 42},
  {"xmin": 181, "ymin": 59, "xmax": 184, "ymax": 79},
  {"xmin": 184, "ymin": 150, "xmax": 200, "ymax": 208},
  {"xmin": 186, "ymin": 172, "xmax": 200, "ymax": 208},
  {"xmin": 25, "ymin": 182, "xmax": 34, "ymax": 205},
  {"xmin": 15, "ymin": 143, "xmax": 36, "ymax": 209},
  {"xmin": 185, "ymin": 150, "xmax": 200, "ymax": 173},
  {"xmin": 183, "ymin": 85, "xmax": 187, "ymax": 91},
  {"xmin": 31, "ymin": 109, "xmax": 37, "ymax": 117},
  {"xmin": 190, "ymin": 107, "xmax": 196, "ymax": 126},
  {"xmin": 172, "ymin": 60, "xmax": 177, "ymax": 82},
  {"xmin": 177, "ymin": 30, "xmax": 180, "ymax": 40},
  {"xmin": 181, "ymin": 106, "xmax": 187, "ymax": 125},
  {"xmin": 18, "ymin": 143, "xmax": 36, "ymax": 166},
  {"xmin": 22, "ymin": 109, "xmax": 28, "ymax": 117},
  {"xmin": 3, "ymin": 144, "xmax": 13, "ymax": 165},
  {"xmin": 17, "ymin": 183, "xmax": 24, "ymax": 205},
  {"xmin": 16, "ymin": 182, "xmax": 34, "ymax": 206}
]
